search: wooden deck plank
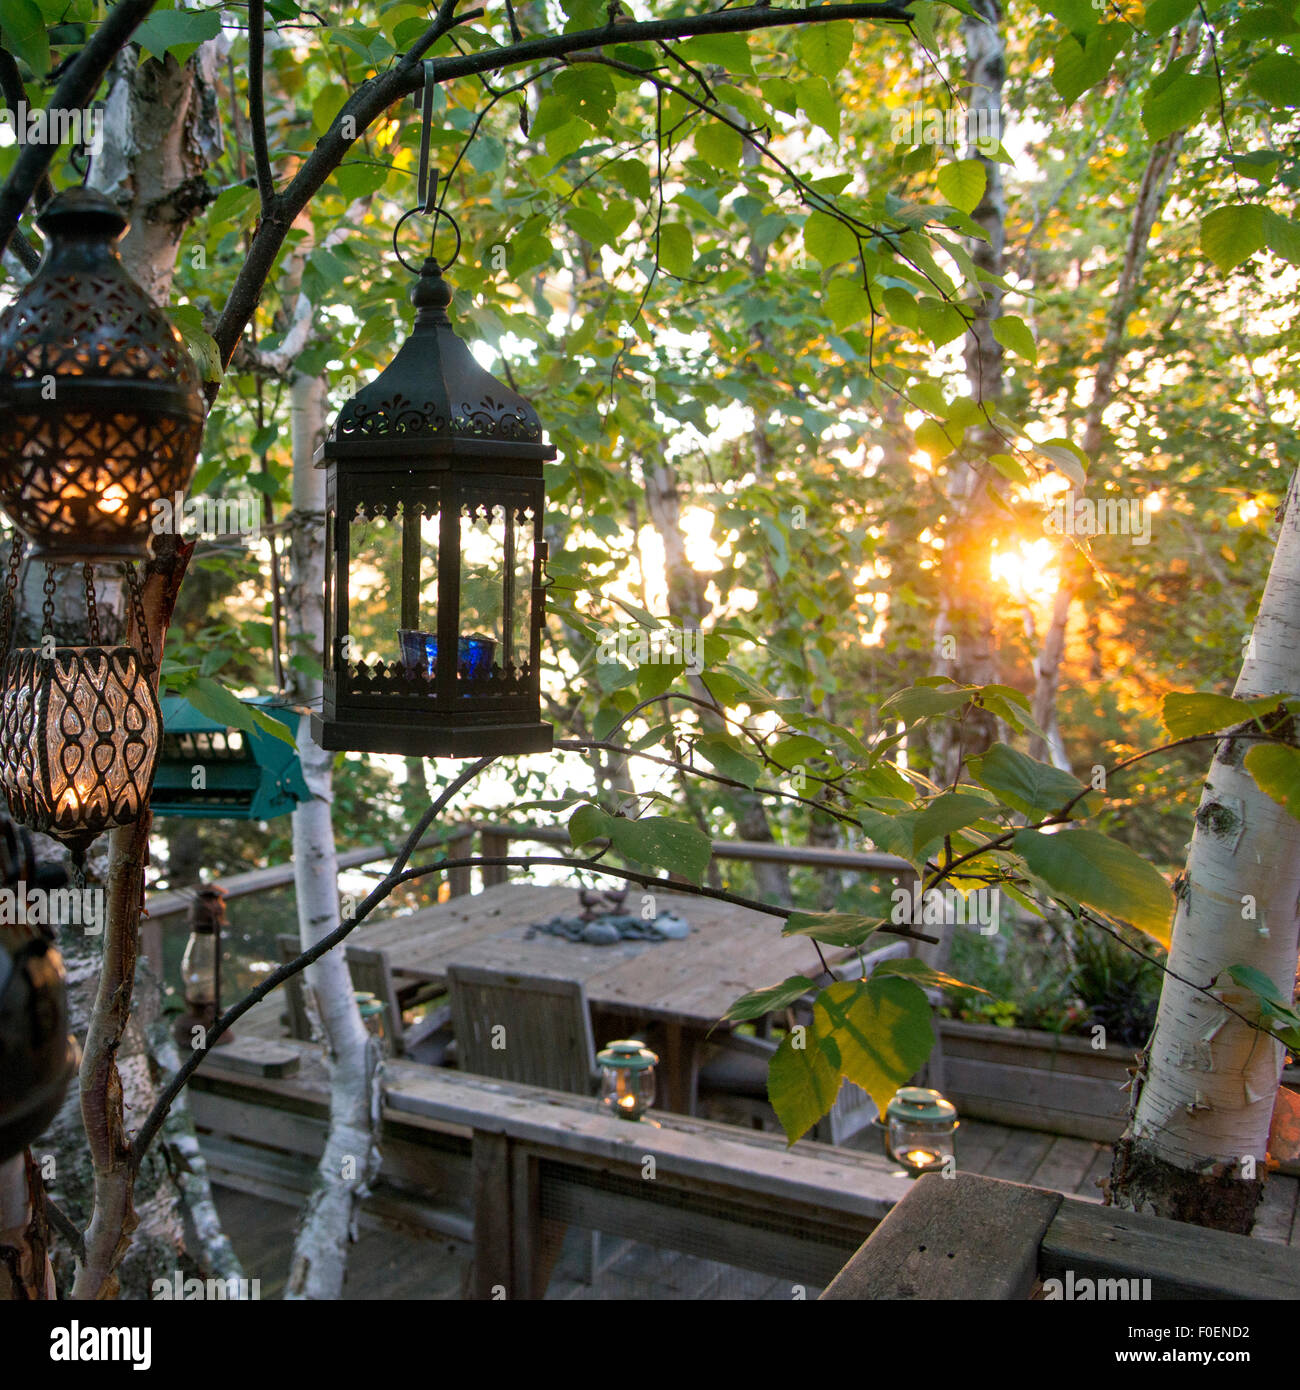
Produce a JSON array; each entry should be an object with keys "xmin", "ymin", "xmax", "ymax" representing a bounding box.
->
[
  {"xmin": 1252, "ymin": 1174, "xmax": 1299, "ymax": 1245},
  {"xmin": 1028, "ymin": 1136, "xmax": 1105, "ymax": 1197},
  {"xmin": 952, "ymin": 1118, "xmax": 1008, "ymax": 1176},
  {"xmin": 982, "ymin": 1127, "xmax": 1054, "ymax": 1184}
]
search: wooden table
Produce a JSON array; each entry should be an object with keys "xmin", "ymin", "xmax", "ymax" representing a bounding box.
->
[{"xmin": 359, "ymin": 881, "xmax": 840, "ymax": 1112}]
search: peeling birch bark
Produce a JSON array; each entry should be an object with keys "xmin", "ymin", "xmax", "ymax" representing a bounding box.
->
[{"xmin": 1111, "ymin": 471, "xmax": 1300, "ymax": 1231}]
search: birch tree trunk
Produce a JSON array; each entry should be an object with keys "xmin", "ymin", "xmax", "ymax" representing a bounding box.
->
[
  {"xmin": 929, "ymin": 0, "xmax": 1005, "ymax": 787},
  {"xmin": 1109, "ymin": 470, "xmax": 1300, "ymax": 1231},
  {"xmin": 283, "ymin": 371, "xmax": 381, "ymax": 1299}
]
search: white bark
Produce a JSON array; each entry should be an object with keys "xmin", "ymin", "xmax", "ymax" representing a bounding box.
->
[
  {"xmin": 1118, "ymin": 470, "xmax": 1300, "ymax": 1215},
  {"xmin": 283, "ymin": 372, "xmax": 381, "ymax": 1300}
]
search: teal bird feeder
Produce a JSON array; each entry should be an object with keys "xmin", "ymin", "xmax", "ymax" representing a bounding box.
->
[{"xmin": 152, "ymin": 696, "xmax": 311, "ymax": 820}]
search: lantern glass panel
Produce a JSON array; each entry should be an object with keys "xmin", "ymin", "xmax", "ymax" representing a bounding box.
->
[
  {"xmin": 459, "ymin": 505, "xmax": 505, "ymax": 678},
  {"xmin": 347, "ymin": 508, "xmax": 405, "ymax": 668},
  {"xmin": 508, "ymin": 507, "xmax": 535, "ymax": 677}
]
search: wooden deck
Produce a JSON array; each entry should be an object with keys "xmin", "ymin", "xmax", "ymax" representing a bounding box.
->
[{"xmin": 193, "ymin": 1017, "xmax": 1300, "ymax": 1299}]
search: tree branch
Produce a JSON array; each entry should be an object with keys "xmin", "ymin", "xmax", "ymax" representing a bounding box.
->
[
  {"xmin": 247, "ymin": 0, "xmax": 275, "ymax": 210},
  {"xmin": 209, "ymin": 2, "xmax": 912, "ymax": 372},
  {"xmin": 0, "ymin": 0, "xmax": 161, "ymax": 262}
]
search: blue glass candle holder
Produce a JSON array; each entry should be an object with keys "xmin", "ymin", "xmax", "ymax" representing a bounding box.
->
[{"xmin": 398, "ymin": 629, "xmax": 496, "ymax": 683}]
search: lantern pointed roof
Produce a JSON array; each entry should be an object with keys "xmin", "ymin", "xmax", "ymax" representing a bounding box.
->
[{"xmin": 326, "ymin": 259, "xmax": 554, "ymax": 460}]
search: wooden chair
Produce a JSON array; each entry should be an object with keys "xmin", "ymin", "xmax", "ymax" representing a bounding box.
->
[
  {"xmin": 445, "ymin": 964, "xmax": 598, "ymax": 1094},
  {"xmin": 346, "ymin": 943, "xmax": 452, "ymax": 1064}
]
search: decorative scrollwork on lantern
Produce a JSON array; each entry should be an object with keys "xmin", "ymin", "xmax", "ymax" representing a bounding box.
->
[
  {"xmin": 0, "ymin": 644, "xmax": 161, "ymax": 853},
  {"xmin": 0, "ymin": 188, "xmax": 204, "ymax": 563}
]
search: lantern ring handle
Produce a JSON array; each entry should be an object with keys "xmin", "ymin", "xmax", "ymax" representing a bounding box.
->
[{"xmin": 393, "ymin": 205, "xmax": 462, "ymax": 276}]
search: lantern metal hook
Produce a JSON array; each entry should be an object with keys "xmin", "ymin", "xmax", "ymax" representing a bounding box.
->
[{"xmin": 393, "ymin": 202, "xmax": 461, "ymax": 276}]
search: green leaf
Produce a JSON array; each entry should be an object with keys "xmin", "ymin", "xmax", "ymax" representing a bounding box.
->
[
  {"xmin": 694, "ymin": 119, "xmax": 742, "ymax": 172},
  {"xmin": 657, "ymin": 222, "xmax": 694, "ymax": 277},
  {"xmin": 825, "ymin": 276, "xmax": 873, "ymax": 332},
  {"xmin": 552, "ymin": 64, "xmax": 618, "ymax": 129},
  {"xmin": 679, "ymin": 31, "xmax": 753, "ymax": 74},
  {"xmin": 768, "ymin": 1028, "xmax": 841, "ymax": 1143},
  {"xmin": 187, "ymin": 678, "xmax": 296, "ymax": 749},
  {"xmin": 804, "ymin": 210, "xmax": 858, "ymax": 267},
  {"xmin": 1244, "ymin": 744, "xmax": 1300, "ymax": 821},
  {"xmin": 871, "ymin": 957, "xmax": 987, "ymax": 993},
  {"xmin": 0, "ymin": 0, "xmax": 49, "ymax": 75},
  {"xmin": 966, "ymin": 743, "xmax": 1088, "ymax": 818},
  {"xmin": 1161, "ymin": 691, "xmax": 1264, "ymax": 739},
  {"xmin": 782, "ymin": 912, "xmax": 882, "ymax": 949},
  {"xmin": 1141, "ymin": 70, "xmax": 1218, "ymax": 141},
  {"xmin": 1264, "ymin": 209, "xmax": 1300, "ymax": 267},
  {"xmin": 879, "ymin": 684, "xmax": 971, "ymax": 723},
  {"xmin": 797, "ymin": 20, "xmax": 854, "ymax": 78},
  {"xmin": 916, "ymin": 417, "xmax": 959, "ymax": 460},
  {"xmin": 813, "ymin": 978, "xmax": 935, "ymax": 1120},
  {"xmin": 134, "ymin": 7, "xmax": 222, "ymax": 63},
  {"xmin": 991, "ymin": 313, "xmax": 1037, "ymax": 363},
  {"xmin": 1248, "ymin": 54, "xmax": 1300, "ymax": 108},
  {"xmin": 1142, "ymin": 0, "xmax": 1197, "ymax": 32},
  {"xmin": 1013, "ymin": 828, "xmax": 1174, "ymax": 945},
  {"xmin": 569, "ymin": 802, "xmax": 615, "ymax": 847},
  {"xmin": 912, "ymin": 791, "xmax": 996, "ymax": 858},
  {"xmin": 168, "ymin": 305, "xmax": 223, "ymax": 385},
  {"xmin": 936, "ymin": 159, "xmax": 986, "ymax": 214},
  {"xmin": 795, "ymin": 75, "xmax": 840, "ymax": 138},
  {"xmin": 1201, "ymin": 203, "xmax": 1268, "ymax": 272},
  {"xmin": 1035, "ymin": 438, "xmax": 1088, "ymax": 486},
  {"xmin": 1051, "ymin": 25, "xmax": 1125, "ymax": 104},
  {"xmin": 723, "ymin": 974, "xmax": 816, "ymax": 1023},
  {"xmin": 694, "ymin": 732, "xmax": 761, "ymax": 788},
  {"xmin": 609, "ymin": 817, "xmax": 711, "ymax": 885}
]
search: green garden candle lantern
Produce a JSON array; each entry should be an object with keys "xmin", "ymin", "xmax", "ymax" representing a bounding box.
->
[
  {"xmin": 883, "ymin": 1086, "xmax": 958, "ymax": 1177},
  {"xmin": 597, "ymin": 1039, "xmax": 658, "ymax": 1121}
]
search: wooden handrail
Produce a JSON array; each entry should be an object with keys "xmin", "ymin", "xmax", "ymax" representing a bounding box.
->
[{"xmin": 146, "ymin": 822, "xmax": 912, "ymax": 922}]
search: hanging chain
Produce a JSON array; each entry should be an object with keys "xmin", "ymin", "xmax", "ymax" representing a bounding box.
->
[
  {"xmin": 0, "ymin": 530, "xmax": 25, "ymax": 653},
  {"xmin": 41, "ymin": 563, "xmax": 55, "ymax": 638},
  {"xmin": 83, "ymin": 563, "xmax": 101, "ymax": 646},
  {"xmin": 123, "ymin": 563, "xmax": 155, "ymax": 674}
]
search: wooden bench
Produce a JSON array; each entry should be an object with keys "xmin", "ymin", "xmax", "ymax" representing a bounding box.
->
[
  {"xmin": 189, "ymin": 1037, "xmax": 914, "ymax": 1298},
  {"xmin": 821, "ymin": 1171, "xmax": 1300, "ymax": 1300}
]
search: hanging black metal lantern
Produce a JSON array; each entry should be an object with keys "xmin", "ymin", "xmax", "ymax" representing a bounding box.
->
[
  {"xmin": 0, "ymin": 188, "xmax": 205, "ymax": 563},
  {"xmin": 311, "ymin": 216, "xmax": 555, "ymax": 758}
]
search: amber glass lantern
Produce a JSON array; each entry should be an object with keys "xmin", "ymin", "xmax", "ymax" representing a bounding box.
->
[
  {"xmin": 0, "ymin": 188, "xmax": 204, "ymax": 562},
  {"xmin": 312, "ymin": 228, "xmax": 554, "ymax": 759}
]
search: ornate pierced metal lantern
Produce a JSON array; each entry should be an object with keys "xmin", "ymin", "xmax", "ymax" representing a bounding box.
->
[
  {"xmin": 312, "ymin": 221, "xmax": 555, "ymax": 758},
  {"xmin": 0, "ymin": 552, "xmax": 161, "ymax": 856},
  {"xmin": 0, "ymin": 188, "xmax": 204, "ymax": 562}
]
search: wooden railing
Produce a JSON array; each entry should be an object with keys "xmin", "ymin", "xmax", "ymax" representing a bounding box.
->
[
  {"xmin": 820, "ymin": 1171, "xmax": 1300, "ymax": 1300},
  {"xmin": 147, "ymin": 822, "xmax": 913, "ymax": 922}
]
